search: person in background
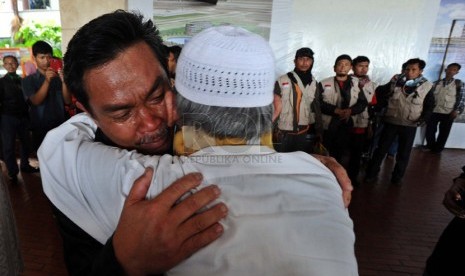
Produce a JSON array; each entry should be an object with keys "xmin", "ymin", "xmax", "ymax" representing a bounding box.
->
[
  {"xmin": 22, "ymin": 40, "xmax": 71, "ymax": 151},
  {"xmin": 318, "ymin": 54, "xmax": 368, "ymax": 162},
  {"xmin": 424, "ymin": 166, "xmax": 465, "ymax": 276},
  {"xmin": 167, "ymin": 45, "xmax": 182, "ymax": 87},
  {"xmin": 386, "ymin": 62, "xmax": 411, "ymax": 158},
  {"xmin": 425, "ymin": 63, "xmax": 464, "ymax": 153},
  {"xmin": 273, "ymin": 47, "xmax": 322, "ymax": 153},
  {"xmin": 0, "ymin": 55, "xmax": 39, "ymax": 184},
  {"xmin": 348, "ymin": 55, "xmax": 377, "ymax": 185},
  {"xmin": 365, "ymin": 58, "xmax": 434, "ymax": 185},
  {"xmin": 370, "ymin": 63, "xmax": 408, "ymax": 160},
  {"xmin": 38, "ymin": 11, "xmax": 352, "ymax": 275}
]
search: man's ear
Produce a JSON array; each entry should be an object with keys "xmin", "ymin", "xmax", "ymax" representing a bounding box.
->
[
  {"xmin": 76, "ymin": 101, "xmax": 101, "ymax": 127},
  {"xmin": 165, "ymin": 89, "xmax": 179, "ymax": 127}
]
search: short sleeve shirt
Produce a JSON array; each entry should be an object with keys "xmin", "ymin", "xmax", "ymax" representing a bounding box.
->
[{"xmin": 22, "ymin": 71, "xmax": 67, "ymax": 131}]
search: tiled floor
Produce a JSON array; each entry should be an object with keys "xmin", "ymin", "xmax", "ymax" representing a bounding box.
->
[
  {"xmin": 3, "ymin": 147, "xmax": 465, "ymax": 276},
  {"xmin": 350, "ymin": 148, "xmax": 464, "ymax": 275},
  {"xmin": 2, "ymin": 159, "xmax": 67, "ymax": 276}
]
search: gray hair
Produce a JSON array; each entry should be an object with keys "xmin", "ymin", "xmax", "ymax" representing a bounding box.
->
[{"xmin": 176, "ymin": 93, "xmax": 273, "ymax": 141}]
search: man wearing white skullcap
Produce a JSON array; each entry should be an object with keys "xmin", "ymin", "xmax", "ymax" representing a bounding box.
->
[
  {"xmin": 172, "ymin": 25, "xmax": 358, "ymax": 276},
  {"xmin": 39, "ymin": 11, "xmax": 356, "ymax": 275}
]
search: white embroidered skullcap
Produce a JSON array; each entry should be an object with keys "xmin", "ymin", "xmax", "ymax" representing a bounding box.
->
[{"xmin": 175, "ymin": 25, "xmax": 275, "ymax": 108}]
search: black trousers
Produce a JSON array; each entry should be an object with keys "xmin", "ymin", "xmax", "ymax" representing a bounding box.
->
[
  {"xmin": 323, "ymin": 124, "xmax": 352, "ymax": 162},
  {"xmin": 366, "ymin": 122, "xmax": 417, "ymax": 180},
  {"xmin": 347, "ymin": 132, "xmax": 366, "ymax": 182},
  {"xmin": 0, "ymin": 115, "xmax": 33, "ymax": 176},
  {"xmin": 424, "ymin": 217, "xmax": 465, "ymax": 276},
  {"xmin": 425, "ymin": 112, "xmax": 454, "ymax": 152}
]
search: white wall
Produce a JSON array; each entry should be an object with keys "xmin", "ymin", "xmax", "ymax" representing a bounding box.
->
[
  {"xmin": 415, "ymin": 123, "xmax": 465, "ymax": 149},
  {"xmin": 128, "ymin": 0, "xmax": 153, "ymax": 22},
  {"xmin": 270, "ymin": 0, "xmax": 441, "ymax": 84},
  {"xmin": 59, "ymin": 0, "xmax": 126, "ymax": 52},
  {"xmin": 269, "ymin": 0, "xmax": 294, "ymax": 78},
  {"xmin": 59, "ymin": 0, "xmax": 153, "ymax": 52}
]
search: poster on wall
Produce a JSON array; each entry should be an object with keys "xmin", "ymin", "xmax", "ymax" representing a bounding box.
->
[
  {"xmin": 424, "ymin": 0, "xmax": 465, "ymax": 122},
  {"xmin": 153, "ymin": 0, "xmax": 271, "ymax": 45}
]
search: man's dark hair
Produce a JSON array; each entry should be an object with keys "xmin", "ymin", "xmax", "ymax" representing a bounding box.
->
[
  {"xmin": 405, "ymin": 58, "xmax": 426, "ymax": 70},
  {"xmin": 64, "ymin": 10, "xmax": 168, "ymax": 113},
  {"xmin": 352, "ymin": 56, "xmax": 370, "ymax": 66},
  {"xmin": 334, "ymin": 54, "xmax": 352, "ymax": 66},
  {"xmin": 32, "ymin": 40, "xmax": 53, "ymax": 57},
  {"xmin": 3, "ymin": 55, "xmax": 18, "ymax": 64},
  {"xmin": 401, "ymin": 62, "xmax": 408, "ymax": 71},
  {"xmin": 169, "ymin": 45, "xmax": 182, "ymax": 61},
  {"xmin": 295, "ymin": 47, "xmax": 314, "ymax": 59},
  {"xmin": 161, "ymin": 44, "xmax": 169, "ymax": 59},
  {"xmin": 447, "ymin": 63, "xmax": 461, "ymax": 70}
]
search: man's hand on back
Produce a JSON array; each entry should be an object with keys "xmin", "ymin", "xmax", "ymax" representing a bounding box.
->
[
  {"xmin": 113, "ymin": 168, "xmax": 228, "ymax": 275},
  {"xmin": 312, "ymin": 154, "xmax": 353, "ymax": 208}
]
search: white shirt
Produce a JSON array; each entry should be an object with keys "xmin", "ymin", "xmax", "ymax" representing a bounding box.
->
[{"xmin": 38, "ymin": 113, "xmax": 358, "ymax": 276}]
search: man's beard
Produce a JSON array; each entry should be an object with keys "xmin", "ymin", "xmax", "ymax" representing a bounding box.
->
[{"xmin": 135, "ymin": 126, "xmax": 173, "ymax": 155}]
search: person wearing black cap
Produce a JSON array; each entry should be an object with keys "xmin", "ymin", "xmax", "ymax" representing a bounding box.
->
[
  {"xmin": 318, "ymin": 54, "xmax": 368, "ymax": 165},
  {"xmin": 273, "ymin": 47, "xmax": 323, "ymax": 153}
]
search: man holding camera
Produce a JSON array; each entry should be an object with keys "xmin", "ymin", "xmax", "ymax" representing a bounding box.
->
[{"xmin": 22, "ymin": 40, "xmax": 71, "ymax": 150}]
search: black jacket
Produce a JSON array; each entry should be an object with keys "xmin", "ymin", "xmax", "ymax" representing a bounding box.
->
[{"xmin": 0, "ymin": 74, "xmax": 29, "ymax": 117}]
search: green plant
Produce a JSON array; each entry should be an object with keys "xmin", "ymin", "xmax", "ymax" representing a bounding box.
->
[
  {"xmin": 14, "ymin": 21, "xmax": 62, "ymax": 57},
  {"xmin": 0, "ymin": 38, "xmax": 11, "ymax": 47}
]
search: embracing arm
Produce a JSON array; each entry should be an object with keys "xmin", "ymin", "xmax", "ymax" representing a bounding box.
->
[
  {"xmin": 51, "ymin": 169, "xmax": 226, "ymax": 276},
  {"xmin": 114, "ymin": 168, "xmax": 227, "ymax": 275},
  {"xmin": 312, "ymin": 154, "xmax": 353, "ymax": 207},
  {"xmin": 38, "ymin": 115, "xmax": 227, "ymax": 275}
]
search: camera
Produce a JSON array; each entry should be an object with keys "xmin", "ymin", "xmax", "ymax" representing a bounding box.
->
[{"xmin": 49, "ymin": 58, "xmax": 63, "ymax": 72}]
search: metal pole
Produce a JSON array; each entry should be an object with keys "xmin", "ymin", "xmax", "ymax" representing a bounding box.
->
[{"xmin": 438, "ymin": 19, "xmax": 457, "ymax": 81}]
